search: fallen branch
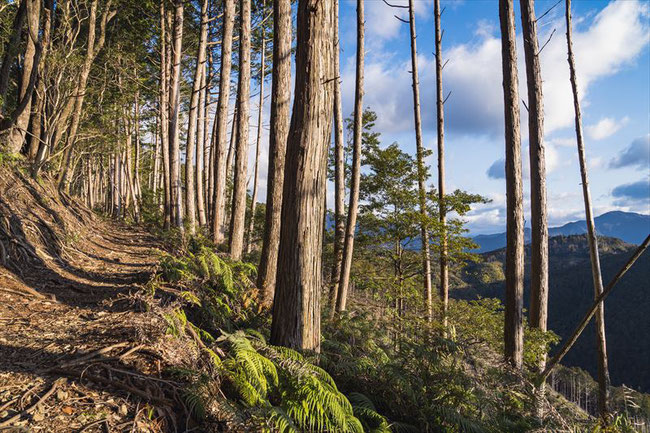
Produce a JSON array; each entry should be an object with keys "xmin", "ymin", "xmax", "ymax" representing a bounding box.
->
[
  {"xmin": 0, "ymin": 378, "xmax": 66, "ymax": 428},
  {"xmin": 538, "ymin": 234, "xmax": 650, "ymax": 384},
  {"xmin": 49, "ymin": 368, "xmax": 174, "ymax": 407}
]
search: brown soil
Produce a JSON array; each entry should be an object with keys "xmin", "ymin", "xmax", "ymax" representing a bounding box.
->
[{"xmin": 0, "ymin": 168, "xmax": 207, "ymax": 432}]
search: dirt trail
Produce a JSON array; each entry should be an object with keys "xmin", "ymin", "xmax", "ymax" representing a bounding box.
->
[{"xmin": 0, "ymin": 216, "xmax": 187, "ymax": 432}]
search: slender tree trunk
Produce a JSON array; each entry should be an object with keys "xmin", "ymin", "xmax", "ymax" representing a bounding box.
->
[
  {"xmin": 185, "ymin": 0, "xmax": 209, "ymax": 235},
  {"xmin": 520, "ymin": 0, "xmax": 549, "ymax": 414},
  {"xmin": 7, "ymin": 0, "xmax": 41, "ymax": 154},
  {"xmin": 336, "ymin": 0, "xmax": 364, "ymax": 314},
  {"xmin": 270, "ymin": 0, "xmax": 334, "ymax": 351},
  {"xmin": 211, "ymin": 0, "xmax": 236, "ymax": 244},
  {"xmin": 229, "ymin": 0, "xmax": 252, "ymax": 259},
  {"xmin": 58, "ymin": 0, "xmax": 115, "ymax": 192},
  {"xmin": 406, "ymin": 0, "xmax": 433, "ymax": 322},
  {"xmin": 257, "ymin": 0, "xmax": 291, "ymax": 306},
  {"xmin": 328, "ymin": 0, "xmax": 346, "ymax": 316},
  {"xmin": 159, "ymin": 1, "xmax": 172, "ymax": 229},
  {"xmin": 28, "ymin": 0, "xmax": 54, "ymax": 164},
  {"xmin": 0, "ymin": 0, "xmax": 26, "ymax": 107},
  {"xmin": 196, "ymin": 65, "xmax": 207, "ymax": 227},
  {"xmin": 133, "ymin": 91, "xmax": 142, "ymax": 202},
  {"xmin": 197, "ymin": 60, "xmax": 208, "ymax": 228},
  {"xmin": 499, "ymin": 0, "xmax": 525, "ymax": 369},
  {"xmin": 169, "ymin": 0, "xmax": 184, "ymax": 230},
  {"xmin": 433, "ymin": 0, "xmax": 448, "ymax": 330},
  {"xmin": 566, "ymin": 0, "xmax": 610, "ymax": 419},
  {"xmin": 247, "ymin": 19, "xmax": 266, "ymax": 254},
  {"xmin": 152, "ymin": 115, "xmax": 160, "ymax": 194}
]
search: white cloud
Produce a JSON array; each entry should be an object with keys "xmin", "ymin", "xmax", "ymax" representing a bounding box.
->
[
  {"xmin": 586, "ymin": 116, "xmax": 629, "ymax": 140},
  {"xmin": 364, "ymin": 0, "xmax": 432, "ymax": 42},
  {"xmin": 344, "ymin": 0, "xmax": 649, "ymax": 137}
]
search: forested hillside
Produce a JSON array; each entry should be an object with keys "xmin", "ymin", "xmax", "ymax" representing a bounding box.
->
[
  {"xmin": 460, "ymin": 235, "xmax": 650, "ymax": 392},
  {"xmin": 1, "ymin": 0, "xmax": 648, "ymax": 432}
]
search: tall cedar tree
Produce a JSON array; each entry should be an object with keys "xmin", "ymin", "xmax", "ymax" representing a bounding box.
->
[
  {"xmin": 336, "ymin": 0, "xmax": 364, "ymax": 313},
  {"xmin": 257, "ymin": 0, "xmax": 292, "ymax": 305},
  {"xmin": 499, "ymin": 0, "xmax": 524, "ymax": 369},
  {"xmin": 270, "ymin": 0, "xmax": 334, "ymax": 351},
  {"xmin": 185, "ymin": 0, "xmax": 209, "ymax": 234},
  {"xmin": 229, "ymin": 0, "xmax": 252, "ymax": 260},
  {"xmin": 329, "ymin": 0, "xmax": 347, "ymax": 316},
  {"xmin": 211, "ymin": 0, "xmax": 236, "ymax": 244},
  {"xmin": 169, "ymin": 0, "xmax": 184, "ymax": 229}
]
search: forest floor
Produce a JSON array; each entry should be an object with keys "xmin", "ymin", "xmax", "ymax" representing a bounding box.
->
[{"xmin": 0, "ymin": 168, "xmax": 221, "ymax": 433}]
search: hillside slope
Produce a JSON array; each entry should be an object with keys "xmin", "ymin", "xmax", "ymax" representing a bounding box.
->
[{"xmin": 459, "ymin": 235, "xmax": 650, "ymax": 392}]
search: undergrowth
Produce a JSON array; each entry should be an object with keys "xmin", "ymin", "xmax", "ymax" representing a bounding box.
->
[{"xmin": 148, "ymin": 235, "xmax": 630, "ymax": 433}]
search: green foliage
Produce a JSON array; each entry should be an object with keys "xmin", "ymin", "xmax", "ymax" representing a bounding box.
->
[{"xmin": 219, "ymin": 331, "xmax": 364, "ymax": 433}]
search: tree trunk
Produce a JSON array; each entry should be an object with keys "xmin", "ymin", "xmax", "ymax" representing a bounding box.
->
[
  {"xmin": 499, "ymin": 0, "xmax": 525, "ymax": 369},
  {"xmin": 433, "ymin": 0, "xmax": 448, "ymax": 330},
  {"xmin": 159, "ymin": 1, "xmax": 172, "ymax": 229},
  {"xmin": 566, "ymin": 0, "xmax": 611, "ymax": 419},
  {"xmin": 247, "ymin": 17, "xmax": 266, "ymax": 254},
  {"xmin": 270, "ymin": 0, "xmax": 334, "ymax": 351},
  {"xmin": 520, "ymin": 0, "xmax": 549, "ymax": 414},
  {"xmin": 6, "ymin": 0, "xmax": 41, "ymax": 154},
  {"xmin": 57, "ymin": 0, "xmax": 115, "ymax": 192},
  {"xmin": 185, "ymin": 0, "xmax": 209, "ymax": 235},
  {"xmin": 229, "ymin": 0, "xmax": 252, "ymax": 260},
  {"xmin": 28, "ymin": 0, "xmax": 54, "ymax": 164},
  {"xmin": 0, "ymin": 0, "xmax": 26, "ymax": 106},
  {"xmin": 336, "ymin": 0, "xmax": 364, "ymax": 314},
  {"xmin": 406, "ymin": 0, "xmax": 433, "ymax": 322},
  {"xmin": 257, "ymin": 0, "xmax": 291, "ymax": 306},
  {"xmin": 211, "ymin": 0, "xmax": 236, "ymax": 244},
  {"xmin": 196, "ymin": 59, "xmax": 208, "ymax": 228},
  {"xmin": 328, "ymin": 0, "xmax": 346, "ymax": 317},
  {"xmin": 169, "ymin": 0, "xmax": 184, "ymax": 230}
]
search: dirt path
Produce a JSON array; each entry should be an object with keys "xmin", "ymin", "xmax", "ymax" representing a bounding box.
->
[{"xmin": 0, "ymin": 221, "xmax": 185, "ymax": 433}]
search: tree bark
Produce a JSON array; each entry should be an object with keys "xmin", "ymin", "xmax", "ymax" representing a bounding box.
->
[
  {"xmin": 6, "ymin": 0, "xmax": 41, "ymax": 154},
  {"xmin": 336, "ymin": 0, "xmax": 364, "ymax": 314},
  {"xmin": 0, "ymin": 0, "xmax": 26, "ymax": 107},
  {"xmin": 247, "ymin": 15, "xmax": 266, "ymax": 254},
  {"xmin": 433, "ymin": 0, "xmax": 448, "ymax": 330},
  {"xmin": 257, "ymin": 0, "xmax": 291, "ymax": 306},
  {"xmin": 211, "ymin": 0, "xmax": 236, "ymax": 244},
  {"xmin": 28, "ymin": 0, "xmax": 54, "ymax": 163},
  {"xmin": 406, "ymin": 0, "xmax": 433, "ymax": 322},
  {"xmin": 270, "ymin": 0, "xmax": 334, "ymax": 351},
  {"xmin": 57, "ymin": 0, "xmax": 116, "ymax": 192},
  {"xmin": 185, "ymin": 0, "xmax": 209, "ymax": 235},
  {"xmin": 328, "ymin": 0, "xmax": 346, "ymax": 317},
  {"xmin": 159, "ymin": 1, "xmax": 172, "ymax": 229},
  {"xmin": 197, "ymin": 59, "xmax": 208, "ymax": 228},
  {"xmin": 499, "ymin": 0, "xmax": 525, "ymax": 369},
  {"xmin": 566, "ymin": 0, "xmax": 611, "ymax": 419},
  {"xmin": 169, "ymin": 0, "xmax": 184, "ymax": 230},
  {"xmin": 229, "ymin": 0, "xmax": 252, "ymax": 259}
]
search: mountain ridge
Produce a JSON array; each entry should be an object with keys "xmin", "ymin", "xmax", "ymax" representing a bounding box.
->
[{"xmin": 471, "ymin": 211, "xmax": 650, "ymax": 253}]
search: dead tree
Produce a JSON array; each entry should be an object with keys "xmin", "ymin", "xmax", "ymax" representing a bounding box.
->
[{"xmin": 566, "ymin": 0, "xmax": 611, "ymax": 419}]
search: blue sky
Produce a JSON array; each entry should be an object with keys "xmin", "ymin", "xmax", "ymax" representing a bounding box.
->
[
  {"xmin": 333, "ymin": 0, "xmax": 650, "ymax": 234},
  {"xmin": 246, "ymin": 0, "xmax": 650, "ymax": 235}
]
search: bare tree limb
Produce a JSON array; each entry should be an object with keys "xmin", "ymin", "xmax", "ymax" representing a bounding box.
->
[
  {"xmin": 538, "ymin": 234, "xmax": 650, "ymax": 385},
  {"xmin": 537, "ymin": 28, "xmax": 556, "ymax": 56},
  {"xmin": 536, "ymin": 0, "xmax": 562, "ymax": 23}
]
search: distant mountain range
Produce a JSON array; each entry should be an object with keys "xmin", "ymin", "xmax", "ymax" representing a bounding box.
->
[
  {"xmin": 471, "ymin": 211, "xmax": 650, "ymax": 253},
  {"xmin": 456, "ymin": 234, "xmax": 650, "ymax": 392}
]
